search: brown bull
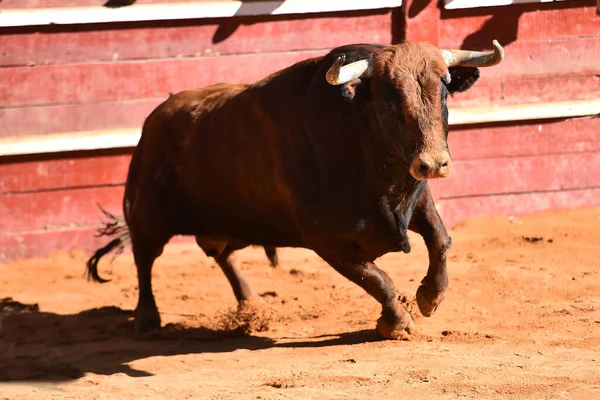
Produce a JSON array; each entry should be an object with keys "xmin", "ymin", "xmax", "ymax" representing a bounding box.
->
[{"xmin": 88, "ymin": 40, "xmax": 504, "ymax": 338}]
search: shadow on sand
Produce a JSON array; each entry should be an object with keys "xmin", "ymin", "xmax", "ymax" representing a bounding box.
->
[{"xmin": 0, "ymin": 302, "xmax": 383, "ymax": 382}]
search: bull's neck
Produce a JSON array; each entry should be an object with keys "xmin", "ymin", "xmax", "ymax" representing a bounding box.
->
[{"xmin": 362, "ymin": 112, "xmax": 415, "ymax": 192}]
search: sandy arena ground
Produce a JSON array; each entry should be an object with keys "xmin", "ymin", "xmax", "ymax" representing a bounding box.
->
[{"xmin": 1, "ymin": 207, "xmax": 599, "ymax": 399}]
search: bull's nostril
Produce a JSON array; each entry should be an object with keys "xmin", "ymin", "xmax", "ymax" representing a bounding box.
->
[
  {"xmin": 441, "ymin": 160, "xmax": 449, "ymax": 168},
  {"xmin": 419, "ymin": 162, "xmax": 431, "ymax": 176}
]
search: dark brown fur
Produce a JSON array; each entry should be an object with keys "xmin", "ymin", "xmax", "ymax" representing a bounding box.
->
[
  {"xmin": 89, "ymin": 41, "xmax": 483, "ymax": 337},
  {"xmin": 86, "ymin": 212, "xmax": 280, "ymax": 285}
]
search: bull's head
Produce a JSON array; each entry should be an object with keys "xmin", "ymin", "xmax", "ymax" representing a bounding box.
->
[{"xmin": 325, "ymin": 40, "xmax": 504, "ymax": 181}]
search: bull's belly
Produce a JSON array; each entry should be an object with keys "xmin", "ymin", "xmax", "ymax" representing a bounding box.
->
[
  {"xmin": 153, "ymin": 170, "xmax": 416, "ymax": 257},
  {"xmin": 165, "ymin": 205, "xmax": 412, "ymax": 260},
  {"xmin": 167, "ymin": 207, "xmax": 304, "ymax": 248}
]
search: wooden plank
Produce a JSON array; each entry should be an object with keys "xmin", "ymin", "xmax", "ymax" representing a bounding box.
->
[
  {"xmin": 4, "ymin": 39, "xmax": 599, "ymax": 108},
  {"xmin": 0, "ymin": 100, "xmax": 160, "ymax": 138},
  {"xmin": 0, "ymin": 10, "xmax": 393, "ymax": 67},
  {"xmin": 437, "ymin": 187, "xmax": 600, "ymax": 228},
  {"xmin": 1, "ymin": 74, "xmax": 597, "ymax": 139},
  {"xmin": 1, "ymin": 74, "xmax": 596, "ymax": 139},
  {"xmin": 0, "ymin": 50, "xmax": 325, "ymax": 107},
  {"xmin": 447, "ymin": 117, "xmax": 600, "ymax": 161},
  {"xmin": 448, "ymin": 100, "xmax": 600, "ymax": 125},
  {"xmin": 0, "ymin": 130, "xmax": 140, "ymax": 157},
  {"xmin": 444, "ymin": 0, "xmax": 569, "ymax": 11},
  {"xmin": 0, "ymin": 227, "xmax": 104, "ymax": 262},
  {"xmin": 1, "ymin": 101, "xmax": 599, "ymax": 157},
  {"xmin": 500, "ymin": 75, "xmax": 600, "ymax": 105},
  {"xmin": 1, "ymin": 0, "xmax": 245, "ymax": 8},
  {"xmin": 3, "ymin": 153, "xmax": 595, "ymax": 223},
  {"xmin": 430, "ymin": 152, "xmax": 600, "ymax": 199},
  {"xmin": 3, "ymin": 118, "xmax": 599, "ymax": 194},
  {"xmin": 2, "ymin": 117, "xmax": 599, "ymax": 194},
  {"xmin": 0, "ymin": 153, "xmax": 132, "ymax": 194},
  {"xmin": 0, "ymin": 226, "xmax": 195, "ymax": 262},
  {"xmin": 0, "ymin": 186, "xmax": 124, "ymax": 232},
  {"xmin": 449, "ymin": 75, "xmax": 600, "ymax": 108},
  {"xmin": 440, "ymin": 0, "xmax": 599, "ymax": 45},
  {"xmin": 6, "ymin": 147, "xmax": 599, "ymax": 201},
  {"xmin": 446, "ymin": 81, "xmax": 503, "ymax": 108},
  {"xmin": 0, "ymin": 0, "xmax": 403, "ymax": 27},
  {"xmin": 1, "ymin": 0, "xmax": 262, "ymax": 8}
]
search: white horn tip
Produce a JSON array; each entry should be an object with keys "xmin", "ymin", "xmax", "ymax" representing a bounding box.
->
[{"xmin": 492, "ymin": 39, "xmax": 505, "ymax": 61}]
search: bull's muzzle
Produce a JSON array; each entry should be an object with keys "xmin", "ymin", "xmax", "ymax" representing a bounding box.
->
[{"xmin": 410, "ymin": 151, "xmax": 451, "ymax": 180}]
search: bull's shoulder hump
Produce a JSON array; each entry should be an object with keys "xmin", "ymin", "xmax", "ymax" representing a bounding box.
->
[
  {"xmin": 170, "ymin": 83, "xmax": 249, "ymax": 101},
  {"xmin": 327, "ymin": 43, "xmax": 386, "ymax": 57}
]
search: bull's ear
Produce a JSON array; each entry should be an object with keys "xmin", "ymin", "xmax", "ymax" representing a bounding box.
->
[
  {"xmin": 341, "ymin": 78, "xmax": 370, "ymax": 103},
  {"xmin": 446, "ymin": 67, "xmax": 480, "ymax": 94}
]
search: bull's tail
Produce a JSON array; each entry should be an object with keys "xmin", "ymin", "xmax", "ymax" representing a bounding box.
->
[{"xmin": 86, "ymin": 203, "xmax": 130, "ymax": 283}]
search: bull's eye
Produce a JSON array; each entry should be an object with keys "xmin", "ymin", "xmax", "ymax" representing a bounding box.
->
[{"xmin": 384, "ymin": 101, "xmax": 395, "ymax": 111}]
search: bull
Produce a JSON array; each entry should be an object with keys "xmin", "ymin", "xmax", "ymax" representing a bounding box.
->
[{"xmin": 87, "ymin": 40, "xmax": 504, "ymax": 339}]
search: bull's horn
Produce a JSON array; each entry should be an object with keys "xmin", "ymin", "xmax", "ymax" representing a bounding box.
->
[
  {"xmin": 441, "ymin": 40, "xmax": 504, "ymax": 68},
  {"xmin": 326, "ymin": 56, "xmax": 372, "ymax": 85}
]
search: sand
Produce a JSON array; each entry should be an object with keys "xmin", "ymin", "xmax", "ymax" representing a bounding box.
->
[{"xmin": 1, "ymin": 207, "xmax": 599, "ymax": 399}]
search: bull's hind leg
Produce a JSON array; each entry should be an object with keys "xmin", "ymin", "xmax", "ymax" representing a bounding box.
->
[
  {"xmin": 130, "ymin": 234, "xmax": 171, "ymax": 337},
  {"xmin": 325, "ymin": 258, "xmax": 413, "ymax": 340},
  {"xmin": 196, "ymin": 238, "xmax": 259, "ymax": 303},
  {"xmin": 409, "ymin": 184, "xmax": 451, "ymax": 317},
  {"xmin": 215, "ymin": 249, "xmax": 260, "ymax": 303}
]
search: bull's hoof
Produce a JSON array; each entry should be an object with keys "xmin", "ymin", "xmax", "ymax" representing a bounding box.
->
[
  {"xmin": 376, "ymin": 313, "xmax": 414, "ymax": 340},
  {"xmin": 416, "ymin": 282, "xmax": 445, "ymax": 317},
  {"xmin": 240, "ymin": 290, "xmax": 267, "ymax": 305},
  {"xmin": 134, "ymin": 309, "xmax": 161, "ymax": 339},
  {"xmin": 237, "ymin": 295, "xmax": 265, "ymax": 311}
]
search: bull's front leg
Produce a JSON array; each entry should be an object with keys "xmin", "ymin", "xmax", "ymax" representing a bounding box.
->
[
  {"xmin": 320, "ymin": 254, "xmax": 414, "ymax": 340},
  {"xmin": 408, "ymin": 184, "xmax": 452, "ymax": 317}
]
